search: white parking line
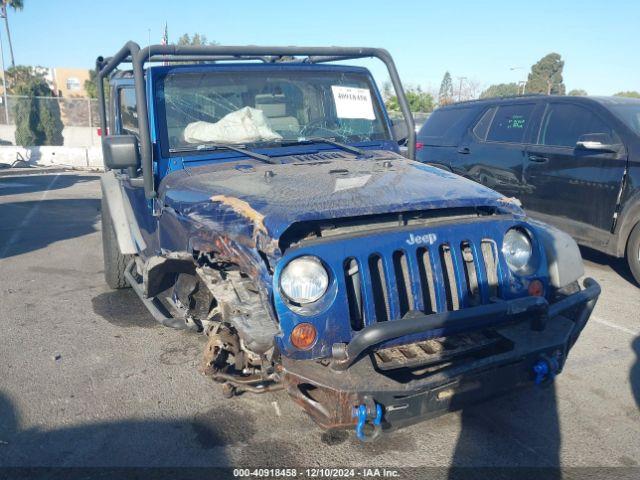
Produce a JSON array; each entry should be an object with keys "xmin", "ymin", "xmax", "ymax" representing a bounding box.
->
[
  {"xmin": 0, "ymin": 174, "xmax": 60, "ymax": 258},
  {"xmin": 592, "ymin": 316, "xmax": 639, "ymax": 336}
]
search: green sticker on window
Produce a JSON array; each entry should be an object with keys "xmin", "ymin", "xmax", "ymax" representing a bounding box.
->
[{"xmin": 507, "ymin": 115, "xmax": 526, "ymax": 129}]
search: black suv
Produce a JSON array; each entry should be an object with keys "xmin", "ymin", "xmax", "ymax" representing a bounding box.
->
[{"xmin": 416, "ymin": 95, "xmax": 640, "ymax": 284}]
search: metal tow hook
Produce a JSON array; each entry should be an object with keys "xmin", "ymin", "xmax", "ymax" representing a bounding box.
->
[
  {"xmin": 352, "ymin": 400, "xmax": 383, "ymax": 442},
  {"xmin": 533, "ymin": 355, "xmax": 560, "ymax": 385}
]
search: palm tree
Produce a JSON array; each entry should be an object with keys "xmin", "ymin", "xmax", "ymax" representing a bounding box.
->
[{"xmin": 0, "ymin": 0, "xmax": 23, "ymax": 68}]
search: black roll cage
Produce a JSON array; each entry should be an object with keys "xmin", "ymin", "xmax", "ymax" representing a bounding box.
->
[{"xmin": 96, "ymin": 41, "xmax": 416, "ymax": 199}]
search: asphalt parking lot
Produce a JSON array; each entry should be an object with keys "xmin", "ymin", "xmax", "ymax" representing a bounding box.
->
[{"xmin": 0, "ymin": 171, "xmax": 639, "ymax": 471}]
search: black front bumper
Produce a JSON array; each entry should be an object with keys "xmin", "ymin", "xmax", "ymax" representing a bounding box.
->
[{"xmin": 282, "ymin": 278, "xmax": 600, "ymax": 431}]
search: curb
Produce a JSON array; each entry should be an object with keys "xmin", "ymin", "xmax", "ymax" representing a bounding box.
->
[{"xmin": 0, "ymin": 166, "xmax": 99, "ymax": 177}]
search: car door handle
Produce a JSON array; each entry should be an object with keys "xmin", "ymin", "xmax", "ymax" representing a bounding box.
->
[
  {"xmin": 528, "ymin": 154, "xmax": 548, "ymax": 163},
  {"xmin": 458, "ymin": 147, "xmax": 470, "ymax": 154}
]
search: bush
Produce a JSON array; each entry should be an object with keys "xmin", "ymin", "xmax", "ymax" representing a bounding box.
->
[
  {"xmin": 14, "ymin": 95, "xmax": 64, "ymax": 147},
  {"xmin": 14, "ymin": 97, "xmax": 64, "ymax": 147},
  {"xmin": 8, "ymin": 66, "xmax": 64, "ymax": 147}
]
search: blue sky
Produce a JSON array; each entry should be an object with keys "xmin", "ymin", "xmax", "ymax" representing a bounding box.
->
[{"xmin": 6, "ymin": 0, "xmax": 639, "ymax": 95}]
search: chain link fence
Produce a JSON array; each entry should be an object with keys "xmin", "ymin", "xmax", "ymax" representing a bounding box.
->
[{"xmin": 0, "ymin": 95, "xmax": 101, "ymax": 148}]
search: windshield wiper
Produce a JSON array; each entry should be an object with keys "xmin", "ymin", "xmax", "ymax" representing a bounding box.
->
[
  {"xmin": 171, "ymin": 143, "xmax": 279, "ymax": 164},
  {"xmin": 279, "ymin": 137, "xmax": 368, "ymax": 157}
]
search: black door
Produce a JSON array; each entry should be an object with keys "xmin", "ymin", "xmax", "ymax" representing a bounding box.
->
[
  {"xmin": 522, "ymin": 101, "xmax": 626, "ymax": 247},
  {"xmin": 454, "ymin": 103, "xmax": 538, "ymax": 198}
]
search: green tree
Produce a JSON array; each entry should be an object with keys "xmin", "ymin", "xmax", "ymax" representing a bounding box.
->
[
  {"xmin": 480, "ymin": 83, "xmax": 520, "ymax": 99},
  {"xmin": 438, "ymin": 71, "xmax": 453, "ymax": 105},
  {"xmin": 525, "ymin": 53, "xmax": 566, "ymax": 95},
  {"xmin": 568, "ymin": 89, "xmax": 588, "ymax": 96},
  {"xmin": 7, "ymin": 66, "xmax": 63, "ymax": 146},
  {"xmin": 613, "ymin": 91, "xmax": 640, "ymax": 99},
  {"xmin": 171, "ymin": 33, "xmax": 218, "ymax": 64},
  {"xmin": 0, "ymin": 0, "xmax": 23, "ymax": 67},
  {"xmin": 383, "ymin": 82, "xmax": 435, "ymax": 113},
  {"xmin": 6, "ymin": 65, "xmax": 49, "ymax": 96},
  {"xmin": 176, "ymin": 33, "xmax": 216, "ymax": 46},
  {"xmin": 84, "ymin": 68, "xmax": 110, "ymax": 99}
]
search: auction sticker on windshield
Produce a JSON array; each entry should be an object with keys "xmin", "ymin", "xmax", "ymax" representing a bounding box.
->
[{"xmin": 331, "ymin": 86, "xmax": 375, "ymax": 120}]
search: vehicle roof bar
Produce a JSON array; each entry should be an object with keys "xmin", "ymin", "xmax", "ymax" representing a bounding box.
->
[{"xmin": 97, "ymin": 42, "xmax": 415, "ymax": 199}]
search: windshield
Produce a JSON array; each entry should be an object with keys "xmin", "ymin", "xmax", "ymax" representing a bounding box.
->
[
  {"xmin": 607, "ymin": 103, "xmax": 640, "ymax": 135},
  {"xmin": 156, "ymin": 68, "xmax": 391, "ymax": 153}
]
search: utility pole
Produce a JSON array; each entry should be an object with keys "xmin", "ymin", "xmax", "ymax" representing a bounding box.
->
[
  {"xmin": 0, "ymin": 24, "xmax": 9, "ymax": 124},
  {"xmin": 518, "ymin": 81, "xmax": 526, "ymax": 95},
  {"xmin": 510, "ymin": 67, "xmax": 527, "ymax": 96},
  {"xmin": 0, "ymin": 4, "xmax": 14, "ymax": 68},
  {"xmin": 456, "ymin": 76, "xmax": 467, "ymax": 101}
]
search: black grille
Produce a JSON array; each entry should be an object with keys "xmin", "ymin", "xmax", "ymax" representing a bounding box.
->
[{"xmin": 344, "ymin": 239, "xmax": 501, "ymax": 328}]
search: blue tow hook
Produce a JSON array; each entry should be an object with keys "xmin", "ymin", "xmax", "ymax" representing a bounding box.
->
[
  {"xmin": 533, "ymin": 356, "xmax": 559, "ymax": 385},
  {"xmin": 353, "ymin": 402, "xmax": 383, "ymax": 442}
]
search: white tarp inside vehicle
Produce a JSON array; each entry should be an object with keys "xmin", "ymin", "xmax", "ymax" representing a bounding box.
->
[{"xmin": 183, "ymin": 106, "xmax": 283, "ymax": 144}]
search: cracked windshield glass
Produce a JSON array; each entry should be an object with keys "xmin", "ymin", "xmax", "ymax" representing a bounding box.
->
[{"xmin": 158, "ymin": 69, "xmax": 391, "ymax": 151}]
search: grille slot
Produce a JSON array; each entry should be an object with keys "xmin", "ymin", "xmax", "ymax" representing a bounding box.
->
[
  {"xmin": 439, "ymin": 244, "xmax": 460, "ymax": 311},
  {"xmin": 461, "ymin": 241, "xmax": 481, "ymax": 306},
  {"xmin": 392, "ymin": 250, "xmax": 414, "ymax": 317},
  {"xmin": 368, "ymin": 254, "xmax": 390, "ymax": 322},
  {"xmin": 345, "ymin": 237, "xmax": 502, "ymax": 329},
  {"xmin": 416, "ymin": 247, "xmax": 436, "ymax": 314},
  {"xmin": 344, "ymin": 258, "xmax": 364, "ymax": 331},
  {"xmin": 481, "ymin": 240, "xmax": 500, "ymax": 298}
]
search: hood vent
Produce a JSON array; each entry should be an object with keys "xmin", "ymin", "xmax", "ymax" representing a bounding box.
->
[{"xmin": 292, "ymin": 152, "xmax": 348, "ymax": 164}]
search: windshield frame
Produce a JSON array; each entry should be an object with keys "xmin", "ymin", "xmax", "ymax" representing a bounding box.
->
[{"xmin": 152, "ymin": 63, "xmax": 394, "ymax": 158}]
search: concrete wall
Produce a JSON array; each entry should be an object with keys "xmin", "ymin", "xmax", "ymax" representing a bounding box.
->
[
  {"xmin": 0, "ymin": 145, "xmax": 103, "ymax": 170},
  {"xmin": 0, "ymin": 125, "xmax": 100, "ymax": 148}
]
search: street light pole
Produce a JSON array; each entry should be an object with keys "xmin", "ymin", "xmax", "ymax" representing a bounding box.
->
[
  {"xmin": 0, "ymin": 25, "xmax": 9, "ymax": 124},
  {"xmin": 456, "ymin": 76, "xmax": 467, "ymax": 101}
]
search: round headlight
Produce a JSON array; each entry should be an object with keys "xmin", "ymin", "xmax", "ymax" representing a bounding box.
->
[
  {"xmin": 502, "ymin": 228, "xmax": 533, "ymax": 273},
  {"xmin": 280, "ymin": 256, "xmax": 329, "ymax": 304}
]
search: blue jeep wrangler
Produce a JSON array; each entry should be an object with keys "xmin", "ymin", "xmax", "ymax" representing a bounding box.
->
[{"xmin": 96, "ymin": 42, "xmax": 600, "ymax": 441}]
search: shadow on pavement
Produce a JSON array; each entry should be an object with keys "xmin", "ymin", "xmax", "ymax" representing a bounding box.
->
[
  {"xmin": 450, "ymin": 383, "xmax": 561, "ymax": 478},
  {"xmin": 632, "ymin": 336, "xmax": 640, "ymax": 412},
  {"xmin": 579, "ymin": 246, "xmax": 638, "ymax": 287},
  {"xmin": 0, "ymin": 198, "xmax": 100, "ymax": 259},
  {"xmin": 0, "ymin": 391, "xmax": 233, "ymax": 471},
  {"xmin": 0, "ymin": 174, "xmax": 99, "ymax": 197}
]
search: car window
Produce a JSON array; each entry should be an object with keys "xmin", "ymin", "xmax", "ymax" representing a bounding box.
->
[
  {"xmin": 418, "ymin": 107, "xmax": 475, "ymax": 145},
  {"xmin": 419, "ymin": 107, "xmax": 473, "ymax": 137},
  {"xmin": 539, "ymin": 103, "xmax": 612, "ymax": 147},
  {"xmin": 472, "ymin": 107, "xmax": 496, "ymax": 141},
  {"xmin": 486, "ymin": 104, "xmax": 535, "ymax": 143},
  {"xmin": 607, "ymin": 102, "xmax": 640, "ymax": 135},
  {"xmin": 118, "ymin": 87, "xmax": 138, "ymax": 135}
]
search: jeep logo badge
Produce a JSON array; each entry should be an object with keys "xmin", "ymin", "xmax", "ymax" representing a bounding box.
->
[{"xmin": 406, "ymin": 233, "xmax": 437, "ymax": 246}]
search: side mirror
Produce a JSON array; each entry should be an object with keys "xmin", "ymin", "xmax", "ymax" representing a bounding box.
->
[
  {"xmin": 576, "ymin": 133, "xmax": 620, "ymax": 153},
  {"xmin": 391, "ymin": 116, "xmax": 409, "ymax": 145},
  {"xmin": 102, "ymin": 135, "xmax": 140, "ymax": 170}
]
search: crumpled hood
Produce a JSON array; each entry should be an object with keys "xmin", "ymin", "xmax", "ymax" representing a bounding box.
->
[{"xmin": 160, "ymin": 151, "xmax": 520, "ymax": 242}]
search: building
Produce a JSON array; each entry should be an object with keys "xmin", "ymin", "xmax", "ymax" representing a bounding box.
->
[
  {"xmin": 45, "ymin": 68, "xmax": 92, "ymax": 97},
  {"xmin": 0, "ymin": 67, "xmax": 92, "ymax": 97}
]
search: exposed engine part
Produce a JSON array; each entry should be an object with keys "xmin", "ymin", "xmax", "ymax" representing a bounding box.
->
[
  {"xmin": 199, "ymin": 323, "xmax": 282, "ymax": 396},
  {"xmin": 136, "ymin": 250, "xmax": 282, "ymax": 394},
  {"xmin": 195, "ymin": 265, "xmax": 280, "ymax": 355}
]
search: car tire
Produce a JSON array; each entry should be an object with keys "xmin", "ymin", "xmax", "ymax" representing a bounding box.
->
[
  {"xmin": 101, "ymin": 196, "xmax": 131, "ymax": 289},
  {"xmin": 626, "ymin": 222, "xmax": 640, "ymax": 286}
]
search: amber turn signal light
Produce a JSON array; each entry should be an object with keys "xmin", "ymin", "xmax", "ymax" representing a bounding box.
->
[
  {"xmin": 528, "ymin": 279, "xmax": 544, "ymax": 297},
  {"xmin": 290, "ymin": 323, "xmax": 317, "ymax": 350}
]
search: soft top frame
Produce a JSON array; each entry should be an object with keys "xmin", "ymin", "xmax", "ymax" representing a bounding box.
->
[{"xmin": 96, "ymin": 41, "xmax": 415, "ymax": 199}]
